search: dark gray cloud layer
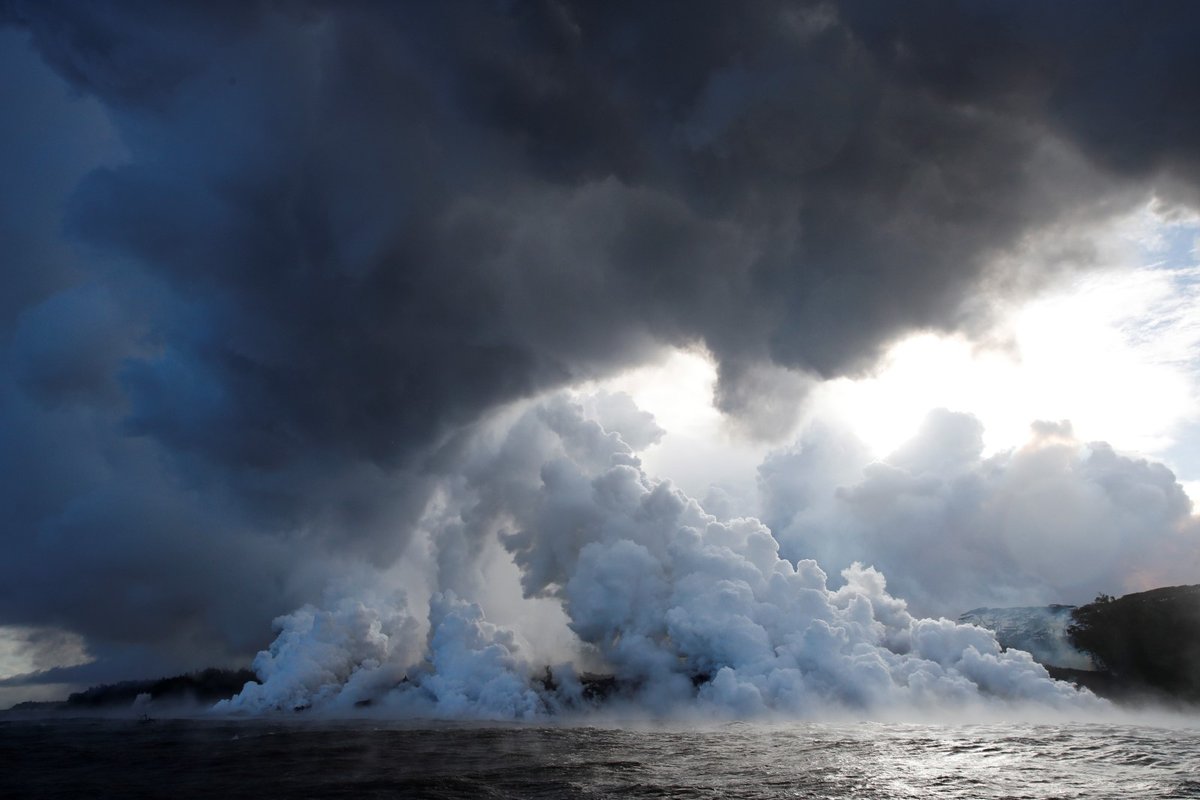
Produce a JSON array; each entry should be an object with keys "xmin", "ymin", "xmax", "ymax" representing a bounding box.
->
[{"xmin": 2, "ymin": 1, "xmax": 1199, "ymax": 683}]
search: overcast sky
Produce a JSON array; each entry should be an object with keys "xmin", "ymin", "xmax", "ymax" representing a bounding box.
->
[{"xmin": 2, "ymin": 1, "xmax": 1199, "ymax": 708}]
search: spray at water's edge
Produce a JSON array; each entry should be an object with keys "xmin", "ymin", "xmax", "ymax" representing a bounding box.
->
[{"xmin": 216, "ymin": 396, "xmax": 1102, "ymax": 719}]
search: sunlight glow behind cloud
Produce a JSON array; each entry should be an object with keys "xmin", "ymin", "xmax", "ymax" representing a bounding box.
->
[
  {"xmin": 820, "ymin": 214, "xmax": 1200, "ymax": 465},
  {"xmin": 591, "ymin": 348, "xmax": 721, "ymax": 439},
  {"xmin": 599, "ymin": 207, "xmax": 1200, "ymax": 508}
]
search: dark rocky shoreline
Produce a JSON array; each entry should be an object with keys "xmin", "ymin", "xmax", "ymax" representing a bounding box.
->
[{"xmin": 8, "ymin": 585, "xmax": 1199, "ymax": 714}]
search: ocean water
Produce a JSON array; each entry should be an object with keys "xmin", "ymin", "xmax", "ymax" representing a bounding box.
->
[{"xmin": 2, "ymin": 718, "xmax": 1199, "ymax": 799}]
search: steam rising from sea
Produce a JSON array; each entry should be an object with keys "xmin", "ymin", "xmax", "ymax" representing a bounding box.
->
[
  {"xmin": 6, "ymin": 2, "xmax": 1200, "ymax": 714},
  {"xmin": 217, "ymin": 396, "xmax": 1101, "ymax": 720}
]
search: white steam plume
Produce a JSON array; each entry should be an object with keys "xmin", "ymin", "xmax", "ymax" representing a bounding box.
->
[
  {"xmin": 220, "ymin": 395, "xmax": 1100, "ymax": 718},
  {"xmin": 762, "ymin": 411, "xmax": 1200, "ymax": 617}
]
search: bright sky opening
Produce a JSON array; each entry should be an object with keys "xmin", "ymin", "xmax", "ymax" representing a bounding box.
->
[{"xmin": 598, "ymin": 205, "xmax": 1200, "ymax": 506}]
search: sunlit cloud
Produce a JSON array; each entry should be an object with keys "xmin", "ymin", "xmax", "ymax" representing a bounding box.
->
[
  {"xmin": 815, "ymin": 208, "xmax": 1200, "ymax": 476},
  {"xmin": 588, "ymin": 206, "xmax": 1200, "ymax": 514}
]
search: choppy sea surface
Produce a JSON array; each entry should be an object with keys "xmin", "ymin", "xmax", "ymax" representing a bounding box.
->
[{"xmin": 2, "ymin": 717, "xmax": 1199, "ymax": 799}]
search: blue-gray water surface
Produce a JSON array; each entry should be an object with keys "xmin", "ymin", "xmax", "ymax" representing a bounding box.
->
[{"xmin": 2, "ymin": 718, "xmax": 1198, "ymax": 799}]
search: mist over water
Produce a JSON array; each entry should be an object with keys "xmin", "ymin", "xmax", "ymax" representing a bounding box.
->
[
  {"xmin": 4, "ymin": 718, "xmax": 1198, "ymax": 799},
  {"xmin": 209, "ymin": 397, "xmax": 1103, "ymax": 720}
]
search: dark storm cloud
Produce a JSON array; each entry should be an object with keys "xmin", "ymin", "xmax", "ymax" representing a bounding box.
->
[
  {"xmin": 841, "ymin": 0, "xmax": 1200, "ymax": 185},
  {"xmin": 2, "ymin": 1, "xmax": 1200, "ymax": 682}
]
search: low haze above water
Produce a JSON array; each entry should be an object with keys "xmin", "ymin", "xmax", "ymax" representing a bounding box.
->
[{"xmin": 3, "ymin": 718, "xmax": 1199, "ymax": 799}]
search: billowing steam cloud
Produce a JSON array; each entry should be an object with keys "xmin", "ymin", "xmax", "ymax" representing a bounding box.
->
[
  {"xmin": 762, "ymin": 413, "xmax": 1200, "ymax": 618},
  {"xmin": 219, "ymin": 398, "xmax": 1095, "ymax": 717},
  {"xmin": 1, "ymin": 1, "xmax": 1199, "ymax": 704}
]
